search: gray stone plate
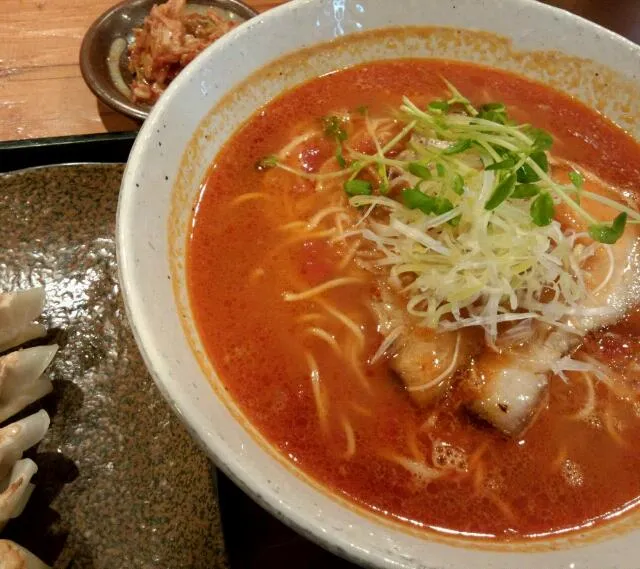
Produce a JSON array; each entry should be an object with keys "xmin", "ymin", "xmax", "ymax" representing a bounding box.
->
[{"xmin": 0, "ymin": 164, "xmax": 228, "ymax": 569}]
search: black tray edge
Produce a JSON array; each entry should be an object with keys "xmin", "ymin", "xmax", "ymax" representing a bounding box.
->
[{"xmin": 0, "ymin": 132, "xmax": 138, "ymax": 173}]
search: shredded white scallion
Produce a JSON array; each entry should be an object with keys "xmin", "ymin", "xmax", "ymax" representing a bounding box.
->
[
  {"xmin": 348, "ymin": 174, "xmax": 597, "ymax": 341},
  {"xmin": 264, "ymin": 84, "xmax": 639, "ymax": 343}
]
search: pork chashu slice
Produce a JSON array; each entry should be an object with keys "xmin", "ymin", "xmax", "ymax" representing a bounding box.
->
[
  {"xmin": 372, "ymin": 288, "xmax": 480, "ymax": 407},
  {"xmin": 467, "ymin": 166, "xmax": 640, "ymax": 436}
]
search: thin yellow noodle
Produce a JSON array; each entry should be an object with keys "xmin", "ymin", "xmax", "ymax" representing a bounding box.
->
[
  {"xmin": 305, "ymin": 326, "xmax": 342, "ymax": 355},
  {"xmin": 369, "ymin": 325, "xmax": 403, "ymax": 365},
  {"xmin": 338, "ymin": 239, "xmax": 363, "ymax": 270},
  {"xmin": 333, "ymin": 212, "xmax": 357, "ymax": 244},
  {"xmin": 375, "ymin": 126, "xmax": 394, "ymax": 140},
  {"xmin": 329, "ymin": 230, "xmax": 362, "ymax": 244},
  {"xmin": 591, "ymin": 244, "xmax": 615, "ymax": 295},
  {"xmin": 346, "ymin": 343, "xmax": 372, "ymax": 392},
  {"xmin": 269, "ymin": 228, "xmax": 338, "ymax": 258},
  {"xmin": 571, "ymin": 372, "xmax": 596, "ymax": 421},
  {"xmin": 288, "ymin": 227, "xmax": 337, "ymax": 242},
  {"xmin": 472, "ymin": 462, "xmax": 486, "ymax": 496},
  {"xmin": 336, "ymin": 211, "xmax": 355, "ymax": 225},
  {"xmin": 366, "ymin": 118, "xmax": 384, "ymax": 153},
  {"xmin": 350, "ymin": 401, "xmax": 374, "ymax": 417},
  {"xmin": 279, "ymin": 220, "xmax": 307, "ymax": 232},
  {"xmin": 407, "ymin": 333, "xmax": 461, "ymax": 392},
  {"xmin": 283, "ymin": 276, "xmax": 363, "ymax": 302},
  {"xmin": 296, "ymin": 313, "xmax": 326, "ymax": 324},
  {"xmin": 467, "ymin": 443, "xmax": 488, "ymax": 470},
  {"xmin": 580, "ymin": 355, "xmax": 638, "ymax": 400},
  {"xmin": 316, "ymin": 299, "xmax": 366, "ymax": 348},
  {"xmin": 381, "ymin": 453, "xmax": 442, "ymax": 484},
  {"xmin": 311, "ymin": 183, "xmax": 344, "ymax": 200},
  {"xmin": 231, "ymin": 192, "xmax": 272, "ymax": 206},
  {"xmin": 356, "ymin": 202, "xmax": 377, "ymax": 227},
  {"xmin": 307, "ymin": 205, "xmax": 346, "ymax": 228},
  {"xmin": 370, "ymin": 117, "xmax": 396, "ymax": 132},
  {"xmin": 341, "ymin": 415, "xmax": 356, "ymax": 459},
  {"xmin": 335, "ymin": 212, "xmax": 345, "ymax": 241},
  {"xmin": 487, "ymin": 491, "xmax": 517, "ymax": 523},
  {"xmin": 419, "ymin": 413, "xmax": 438, "ymax": 433},
  {"xmin": 277, "ymin": 130, "xmax": 318, "ymax": 158},
  {"xmin": 305, "ymin": 351, "xmax": 328, "ymax": 433},
  {"xmin": 298, "ymin": 184, "xmax": 343, "ymax": 212},
  {"xmin": 276, "ymin": 162, "xmax": 350, "ymax": 182}
]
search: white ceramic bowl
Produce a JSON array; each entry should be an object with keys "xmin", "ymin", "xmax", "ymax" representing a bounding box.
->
[{"xmin": 117, "ymin": 1, "xmax": 640, "ymax": 567}]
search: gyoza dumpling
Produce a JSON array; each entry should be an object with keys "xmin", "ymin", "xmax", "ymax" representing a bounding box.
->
[
  {"xmin": 0, "ymin": 288, "xmax": 47, "ymax": 353},
  {"xmin": 0, "ymin": 410, "xmax": 50, "ymax": 481},
  {"xmin": 0, "ymin": 346, "xmax": 58, "ymax": 424},
  {"xmin": 0, "ymin": 540, "xmax": 50, "ymax": 569},
  {"xmin": 0, "ymin": 458, "xmax": 37, "ymax": 531}
]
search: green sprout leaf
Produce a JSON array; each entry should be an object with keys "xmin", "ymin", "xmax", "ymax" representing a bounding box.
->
[
  {"xmin": 403, "ymin": 188, "xmax": 436, "ymax": 214},
  {"xmin": 530, "ymin": 191, "xmax": 554, "ymax": 226},
  {"xmin": 344, "ymin": 179, "xmax": 372, "ymax": 196},
  {"xmin": 588, "ymin": 212, "xmax": 627, "ymax": 244},
  {"xmin": 436, "ymin": 163, "xmax": 446, "ymax": 177},
  {"xmin": 517, "ymin": 151, "xmax": 549, "ymax": 183},
  {"xmin": 480, "ymin": 111, "xmax": 507, "ymax": 124},
  {"xmin": 569, "ymin": 170, "xmax": 584, "ymax": 188},
  {"xmin": 322, "ymin": 115, "xmax": 347, "ymax": 142},
  {"xmin": 511, "ymin": 183, "xmax": 540, "ymax": 199},
  {"xmin": 486, "ymin": 156, "xmax": 517, "ymax": 171},
  {"xmin": 443, "ymin": 139, "xmax": 473, "ymax": 155},
  {"xmin": 481, "ymin": 102, "xmax": 506, "ymax": 112},
  {"xmin": 494, "ymin": 146, "xmax": 511, "ymax": 158},
  {"xmin": 408, "ymin": 162, "xmax": 432, "ymax": 180},
  {"xmin": 428, "ymin": 100, "xmax": 450, "ymax": 113},
  {"xmin": 403, "ymin": 188, "xmax": 453, "ymax": 216},
  {"xmin": 485, "ymin": 174, "xmax": 516, "ymax": 211},
  {"xmin": 433, "ymin": 196, "xmax": 454, "ymax": 215},
  {"xmin": 256, "ymin": 155, "xmax": 278, "ymax": 171},
  {"xmin": 452, "ymin": 173, "xmax": 464, "ymax": 195},
  {"xmin": 478, "ymin": 102, "xmax": 508, "ymax": 124},
  {"xmin": 529, "ymin": 128, "xmax": 553, "ymax": 151}
]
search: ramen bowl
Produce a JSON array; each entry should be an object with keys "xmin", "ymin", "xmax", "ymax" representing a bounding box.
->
[{"xmin": 116, "ymin": 0, "xmax": 640, "ymax": 567}]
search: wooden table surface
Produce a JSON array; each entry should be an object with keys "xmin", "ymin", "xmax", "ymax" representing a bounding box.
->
[{"xmin": 1, "ymin": 0, "xmax": 639, "ymax": 143}]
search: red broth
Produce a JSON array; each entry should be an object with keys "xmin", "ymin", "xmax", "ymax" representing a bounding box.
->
[{"xmin": 187, "ymin": 60, "xmax": 640, "ymax": 539}]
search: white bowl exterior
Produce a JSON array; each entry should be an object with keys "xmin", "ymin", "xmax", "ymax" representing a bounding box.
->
[{"xmin": 117, "ymin": 1, "xmax": 640, "ymax": 567}]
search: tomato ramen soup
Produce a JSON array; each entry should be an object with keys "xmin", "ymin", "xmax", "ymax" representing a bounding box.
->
[{"xmin": 187, "ymin": 59, "xmax": 640, "ymax": 539}]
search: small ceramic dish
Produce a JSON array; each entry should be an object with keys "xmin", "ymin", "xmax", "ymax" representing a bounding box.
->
[{"xmin": 79, "ymin": 0, "xmax": 258, "ymax": 121}]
